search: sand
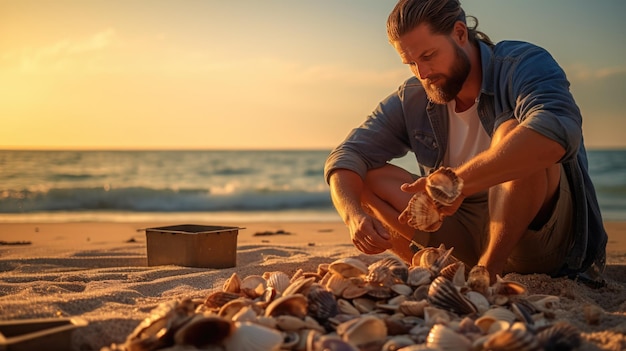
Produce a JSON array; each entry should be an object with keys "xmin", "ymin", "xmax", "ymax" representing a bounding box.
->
[{"xmin": 0, "ymin": 221, "xmax": 625, "ymax": 350}]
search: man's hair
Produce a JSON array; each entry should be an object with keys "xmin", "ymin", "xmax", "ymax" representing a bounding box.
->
[{"xmin": 387, "ymin": 0, "xmax": 493, "ymax": 46}]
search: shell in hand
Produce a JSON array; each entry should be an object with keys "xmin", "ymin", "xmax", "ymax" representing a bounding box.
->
[
  {"xmin": 426, "ymin": 167, "xmax": 464, "ymax": 206},
  {"xmin": 405, "ymin": 191, "xmax": 442, "ymax": 232}
]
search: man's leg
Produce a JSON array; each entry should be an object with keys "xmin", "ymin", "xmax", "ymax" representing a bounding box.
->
[
  {"xmin": 360, "ymin": 164, "xmax": 485, "ymax": 265},
  {"xmin": 480, "ymin": 119, "xmax": 562, "ymax": 277}
]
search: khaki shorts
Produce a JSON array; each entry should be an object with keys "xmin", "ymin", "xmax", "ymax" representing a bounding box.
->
[{"xmin": 411, "ymin": 167, "xmax": 574, "ymax": 275}]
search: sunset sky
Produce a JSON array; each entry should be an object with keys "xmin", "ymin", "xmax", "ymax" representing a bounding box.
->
[{"xmin": 1, "ymin": 0, "xmax": 624, "ymax": 150}]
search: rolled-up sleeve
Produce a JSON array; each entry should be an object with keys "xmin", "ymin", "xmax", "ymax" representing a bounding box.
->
[
  {"xmin": 509, "ymin": 46, "xmax": 582, "ymax": 162},
  {"xmin": 324, "ymin": 88, "xmax": 412, "ymax": 184}
]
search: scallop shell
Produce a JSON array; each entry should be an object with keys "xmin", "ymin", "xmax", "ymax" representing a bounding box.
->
[
  {"xmin": 336, "ymin": 315, "xmax": 388, "ymax": 347},
  {"xmin": 367, "ymin": 256, "xmax": 409, "ymax": 283},
  {"xmin": 328, "ymin": 257, "xmax": 369, "ymax": 278},
  {"xmin": 428, "ymin": 276, "xmax": 477, "ymax": 316},
  {"xmin": 481, "ymin": 326, "xmax": 540, "ymax": 351},
  {"xmin": 325, "ymin": 273, "xmax": 353, "ymax": 297},
  {"xmin": 426, "ymin": 323, "xmax": 472, "ymax": 351},
  {"xmin": 425, "ymin": 167, "xmax": 464, "ymax": 206},
  {"xmin": 465, "ymin": 291, "xmax": 490, "ymax": 314},
  {"xmin": 218, "ymin": 298, "xmax": 255, "ymax": 320},
  {"xmin": 405, "ymin": 191, "xmax": 442, "ymax": 232},
  {"xmin": 264, "ymin": 271, "xmax": 291, "ymax": 295},
  {"xmin": 222, "ymin": 321, "xmax": 283, "ymax": 351},
  {"xmin": 536, "ymin": 321, "xmax": 582, "ymax": 350},
  {"xmin": 307, "ymin": 285, "xmax": 339, "ymax": 321},
  {"xmin": 173, "ymin": 315, "xmax": 234, "ymax": 347},
  {"xmin": 440, "ymin": 261, "xmax": 466, "ymax": 287},
  {"xmin": 282, "ymin": 276, "xmax": 316, "ymax": 296}
]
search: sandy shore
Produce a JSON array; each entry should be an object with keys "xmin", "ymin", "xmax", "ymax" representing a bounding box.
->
[{"xmin": 0, "ymin": 221, "xmax": 625, "ymax": 350}]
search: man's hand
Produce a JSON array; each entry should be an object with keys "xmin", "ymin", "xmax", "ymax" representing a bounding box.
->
[{"xmin": 348, "ymin": 212, "xmax": 392, "ymax": 254}]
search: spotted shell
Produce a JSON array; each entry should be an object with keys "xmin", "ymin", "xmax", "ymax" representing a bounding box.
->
[
  {"xmin": 425, "ymin": 167, "xmax": 464, "ymax": 206},
  {"xmin": 467, "ymin": 265, "xmax": 490, "ymax": 296},
  {"xmin": 405, "ymin": 192, "xmax": 442, "ymax": 232}
]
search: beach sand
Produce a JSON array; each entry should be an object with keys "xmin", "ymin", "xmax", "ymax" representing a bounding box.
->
[{"xmin": 0, "ymin": 221, "xmax": 625, "ymax": 350}]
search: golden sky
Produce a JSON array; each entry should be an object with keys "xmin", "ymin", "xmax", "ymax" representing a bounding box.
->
[{"xmin": 1, "ymin": 0, "xmax": 624, "ymax": 149}]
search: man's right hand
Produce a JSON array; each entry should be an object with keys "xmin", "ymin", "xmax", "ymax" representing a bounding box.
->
[{"xmin": 348, "ymin": 212, "xmax": 392, "ymax": 254}]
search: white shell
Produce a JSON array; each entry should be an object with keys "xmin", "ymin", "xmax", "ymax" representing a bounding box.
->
[
  {"xmin": 328, "ymin": 257, "xmax": 369, "ymax": 278},
  {"xmin": 425, "ymin": 167, "xmax": 464, "ymax": 206},
  {"xmin": 223, "ymin": 321, "xmax": 283, "ymax": 351}
]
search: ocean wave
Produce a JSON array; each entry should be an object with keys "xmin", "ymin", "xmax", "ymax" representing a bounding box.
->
[{"xmin": 0, "ymin": 186, "xmax": 333, "ymax": 213}]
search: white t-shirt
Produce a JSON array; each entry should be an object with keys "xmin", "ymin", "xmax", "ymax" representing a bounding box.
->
[{"xmin": 444, "ymin": 99, "xmax": 491, "ymax": 167}]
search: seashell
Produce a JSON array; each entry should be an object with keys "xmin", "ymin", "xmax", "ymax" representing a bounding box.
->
[
  {"xmin": 465, "ymin": 291, "xmax": 490, "ymax": 314},
  {"xmin": 310, "ymin": 335, "xmax": 359, "ymax": 351},
  {"xmin": 407, "ymin": 266, "xmax": 433, "ymax": 287},
  {"xmin": 325, "ymin": 273, "xmax": 353, "ymax": 297},
  {"xmin": 536, "ymin": 321, "xmax": 582, "ymax": 350},
  {"xmin": 404, "ymin": 191, "xmax": 442, "ymax": 232},
  {"xmin": 428, "ymin": 276, "xmax": 477, "ymax": 316},
  {"xmin": 264, "ymin": 293, "xmax": 308, "ymax": 319},
  {"xmin": 342, "ymin": 283, "xmax": 369, "ymax": 299},
  {"xmin": 366, "ymin": 284, "xmax": 392, "ymax": 299},
  {"xmin": 412, "ymin": 284, "xmax": 430, "ymax": 301},
  {"xmin": 382, "ymin": 335, "xmax": 417, "ymax": 351},
  {"xmin": 124, "ymin": 299, "xmax": 196, "ymax": 351},
  {"xmin": 491, "ymin": 276, "xmax": 527, "ymax": 296},
  {"xmin": 336, "ymin": 315, "xmax": 388, "ymax": 347},
  {"xmin": 223, "ymin": 272, "xmax": 241, "ymax": 293},
  {"xmin": 352, "ymin": 297, "xmax": 377, "ymax": 314},
  {"xmin": 274, "ymin": 315, "xmax": 309, "ymax": 331},
  {"xmin": 423, "ymin": 306, "xmax": 452, "ymax": 326},
  {"xmin": 328, "ymin": 257, "xmax": 369, "ymax": 278},
  {"xmin": 240, "ymin": 275, "xmax": 267, "ymax": 299},
  {"xmin": 481, "ymin": 326, "xmax": 540, "ymax": 351},
  {"xmin": 218, "ymin": 298, "xmax": 252, "ymax": 320},
  {"xmin": 232, "ymin": 305, "xmax": 258, "ymax": 323},
  {"xmin": 368, "ymin": 256, "xmax": 409, "ymax": 283},
  {"xmin": 391, "ymin": 283, "xmax": 414, "ymax": 296},
  {"xmin": 222, "ymin": 321, "xmax": 283, "ymax": 351},
  {"xmin": 317, "ymin": 263, "xmax": 330, "ymax": 277},
  {"xmin": 307, "ymin": 285, "xmax": 339, "ymax": 321},
  {"xmin": 475, "ymin": 307, "xmax": 516, "ymax": 334},
  {"xmin": 205, "ymin": 291, "xmax": 242, "ymax": 309},
  {"xmin": 337, "ymin": 299, "xmax": 361, "ymax": 316},
  {"xmin": 440, "ymin": 261, "xmax": 466, "ymax": 287},
  {"xmin": 264, "ymin": 271, "xmax": 291, "ymax": 295},
  {"xmin": 426, "ymin": 323, "xmax": 472, "ymax": 351},
  {"xmin": 510, "ymin": 301, "xmax": 535, "ymax": 325},
  {"xmin": 283, "ymin": 276, "xmax": 316, "ymax": 296},
  {"xmin": 425, "ymin": 167, "xmax": 464, "ymax": 206},
  {"xmin": 398, "ymin": 300, "xmax": 428, "ymax": 317},
  {"xmin": 173, "ymin": 315, "xmax": 234, "ymax": 347},
  {"xmin": 467, "ymin": 265, "xmax": 490, "ymax": 296},
  {"xmin": 282, "ymin": 330, "xmax": 299, "ymax": 350}
]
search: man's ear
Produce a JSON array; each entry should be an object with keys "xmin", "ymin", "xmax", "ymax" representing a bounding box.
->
[{"xmin": 453, "ymin": 21, "xmax": 468, "ymax": 44}]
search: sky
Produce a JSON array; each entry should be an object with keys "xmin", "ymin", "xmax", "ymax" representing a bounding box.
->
[{"xmin": 1, "ymin": 0, "xmax": 625, "ymax": 150}]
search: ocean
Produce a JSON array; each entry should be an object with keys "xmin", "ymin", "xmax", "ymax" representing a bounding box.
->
[{"xmin": 0, "ymin": 149, "xmax": 624, "ymax": 223}]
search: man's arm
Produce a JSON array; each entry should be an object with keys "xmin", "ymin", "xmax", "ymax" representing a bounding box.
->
[{"xmin": 328, "ymin": 169, "xmax": 392, "ymax": 254}]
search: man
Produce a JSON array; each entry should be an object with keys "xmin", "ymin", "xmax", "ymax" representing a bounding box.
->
[{"xmin": 324, "ymin": 0, "xmax": 607, "ymax": 284}]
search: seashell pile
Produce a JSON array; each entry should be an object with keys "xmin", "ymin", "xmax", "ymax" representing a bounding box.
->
[
  {"xmin": 104, "ymin": 244, "xmax": 582, "ymax": 351},
  {"xmin": 403, "ymin": 167, "xmax": 464, "ymax": 232}
]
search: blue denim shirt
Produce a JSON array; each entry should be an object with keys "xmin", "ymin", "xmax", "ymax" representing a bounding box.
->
[{"xmin": 324, "ymin": 40, "xmax": 607, "ymax": 276}]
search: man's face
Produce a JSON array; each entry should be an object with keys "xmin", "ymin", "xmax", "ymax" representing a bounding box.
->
[{"xmin": 393, "ymin": 23, "xmax": 470, "ymax": 104}]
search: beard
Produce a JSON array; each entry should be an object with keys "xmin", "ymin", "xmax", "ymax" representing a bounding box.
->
[{"xmin": 422, "ymin": 42, "xmax": 471, "ymax": 104}]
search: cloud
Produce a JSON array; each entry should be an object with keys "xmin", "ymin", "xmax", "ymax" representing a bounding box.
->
[
  {"xmin": 12, "ymin": 28, "xmax": 116, "ymax": 72},
  {"xmin": 565, "ymin": 63, "xmax": 626, "ymax": 81}
]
